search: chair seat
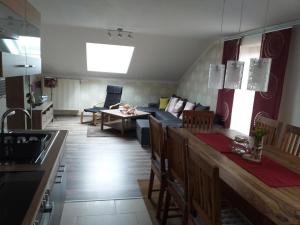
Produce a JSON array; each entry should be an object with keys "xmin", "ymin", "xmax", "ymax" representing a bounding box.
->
[{"xmin": 84, "ymin": 107, "xmax": 105, "ymax": 113}]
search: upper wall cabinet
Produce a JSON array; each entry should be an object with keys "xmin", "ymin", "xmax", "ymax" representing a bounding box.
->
[{"xmin": 0, "ymin": 0, "xmax": 41, "ymax": 77}]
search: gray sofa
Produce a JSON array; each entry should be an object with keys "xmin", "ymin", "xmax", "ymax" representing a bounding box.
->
[{"xmin": 136, "ymin": 102, "xmax": 209, "ymax": 146}]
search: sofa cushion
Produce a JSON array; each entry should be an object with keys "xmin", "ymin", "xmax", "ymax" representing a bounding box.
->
[
  {"xmin": 170, "ymin": 99, "xmax": 185, "ymax": 117},
  {"xmin": 179, "ymin": 101, "xmax": 195, "ymax": 119},
  {"xmin": 136, "ymin": 107, "xmax": 158, "ymax": 116},
  {"xmin": 159, "ymin": 97, "xmax": 169, "ymax": 110},
  {"xmin": 136, "ymin": 119, "xmax": 150, "ymax": 146},
  {"xmin": 194, "ymin": 103, "xmax": 210, "ymax": 111},
  {"xmin": 156, "ymin": 111, "xmax": 179, "ymax": 121},
  {"xmin": 165, "ymin": 97, "xmax": 179, "ymax": 113}
]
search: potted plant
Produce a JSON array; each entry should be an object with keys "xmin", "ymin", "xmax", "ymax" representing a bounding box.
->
[{"xmin": 252, "ymin": 127, "xmax": 267, "ymax": 161}]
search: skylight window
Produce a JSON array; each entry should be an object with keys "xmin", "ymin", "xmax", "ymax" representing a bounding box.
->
[{"xmin": 86, "ymin": 43, "xmax": 134, "ymax": 74}]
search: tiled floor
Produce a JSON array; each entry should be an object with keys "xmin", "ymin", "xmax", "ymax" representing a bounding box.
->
[{"xmin": 60, "ymin": 198, "xmax": 153, "ymax": 225}]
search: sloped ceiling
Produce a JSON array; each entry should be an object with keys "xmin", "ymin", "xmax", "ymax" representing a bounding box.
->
[{"xmin": 29, "ymin": 0, "xmax": 300, "ymax": 81}]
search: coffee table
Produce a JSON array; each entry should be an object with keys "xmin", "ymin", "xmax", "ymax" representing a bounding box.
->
[{"xmin": 100, "ymin": 109, "xmax": 150, "ymax": 136}]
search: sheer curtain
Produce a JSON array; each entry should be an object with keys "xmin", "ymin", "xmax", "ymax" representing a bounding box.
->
[{"xmin": 230, "ymin": 35, "xmax": 261, "ymax": 135}]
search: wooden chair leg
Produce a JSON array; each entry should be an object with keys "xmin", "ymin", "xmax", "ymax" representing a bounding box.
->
[
  {"xmin": 80, "ymin": 111, "xmax": 84, "ymax": 123},
  {"xmin": 162, "ymin": 190, "xmax": 171, "ymax": 225},
  {"xmin": 182, "ymin": 207, "xmax": 188, "ymax": 225},
  {"xmin": 156, "ymin": 178, "xmax": 166, "ymax": 220},
  {"xmin": 148, "ymin": 169, "xmax": 155, "ymax": 199},
  {"xmin": 92, "ymin": 113, "xmax": 97, "ymax": 126}
]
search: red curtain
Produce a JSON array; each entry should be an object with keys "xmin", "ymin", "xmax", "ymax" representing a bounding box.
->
[
  {"xmin": 216, "ymin": 39, "xmax": 241, "ymax": 128},
  {"xmin": 250, "ymin": 29, "xmax": 292, "ymax": 126}
]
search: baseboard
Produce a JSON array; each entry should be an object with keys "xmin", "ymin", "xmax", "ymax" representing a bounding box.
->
[{"xmin": 54, "ymin": 110, "xmax": 80, "ymax": 116}]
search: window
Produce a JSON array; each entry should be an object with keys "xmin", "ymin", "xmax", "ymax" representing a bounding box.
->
[
  {"xmin": 230, "ymin": 35, "xmax": 262, "ymax": 135},
  {"xmin": 86, "ymin": 43, "xmax": 134, "ymax": 74}
]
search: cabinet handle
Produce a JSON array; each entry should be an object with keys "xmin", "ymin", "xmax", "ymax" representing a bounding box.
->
[
  {"xmin": 28, "ymin": 65, "xmax": 36, "ymax": 68},
  {"xmin": 58, "ymin": 164, "xmax": 66, "ymax": 172},
  {"xmin": 55, "ymin": 175, "xmax": 63, "ymax": 184},
  {"xmin": 15, "ymin": 64, "xmax": 30, "ymax": 68}
]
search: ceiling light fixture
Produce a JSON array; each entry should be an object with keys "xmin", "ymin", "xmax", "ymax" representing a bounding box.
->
[
  {"xmin": 247, "ymin": 0, "xmax": 272, "ymax": 92},
  {"xmin": 224, "ymin": 0, "xmax": 245, "ymax": 89},
  {"xmin": 208, "ymin": 0, "xmax": 226, "ymax": 89},
  {"xmin": 107, "ymin": 28, "xmax": 134, "ymax": 40}
]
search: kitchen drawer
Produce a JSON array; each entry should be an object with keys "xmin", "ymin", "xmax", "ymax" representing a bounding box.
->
[
  {"xmin": 0, "ymin": 52, "xmax": 27, "ymax": 77},
  {"xmin": 26, "ymin": 56, "xmax": 41, "ymax": 76}
]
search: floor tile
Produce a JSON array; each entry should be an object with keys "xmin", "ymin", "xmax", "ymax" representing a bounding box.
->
[
  {"xmin": 60, "ymin": 213, "xmax": 77, "ymax": 225},
  {"xmin": 115, "ymin": 198, "xmax": 147, "ymax": 213},
  {"xmin": 76, "ymin": 213, "xmax": 139, "ymax": 225},
  {"xmin": 135, "ymin": 212, "xmax": 153, "ymax": 225},
  {"xmin": 62, "ymin": 200, "xmax": 116, "ymax": 218}
]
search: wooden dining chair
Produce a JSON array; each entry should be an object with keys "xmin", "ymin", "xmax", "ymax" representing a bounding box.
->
[
  {"xmin": 162, "ymin": 127, "xmax": 188, "ymax": 225},
  {"xmin": 187, "ymin": 142, "xmax": 253, "ymax": 225},
  {"xmin": 148, "ymin": 115, "xmax": 167, "ymax": 219},
  {"xmin": 279, "ymin": 124, "xmax": 300, "ymax": 157},
  {"xmin": 182, "ymin": 111, "xmax": 214, "ymax": 133},
  {"xmin": 253, "ymin": 115, "xmax": 282, "ymax": 146}
]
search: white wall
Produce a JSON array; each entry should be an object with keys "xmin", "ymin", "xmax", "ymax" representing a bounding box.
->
[
  {"xmin": 176, "ymin": 41, "xmax": 223, "ymax": 111},
  {"xmin": 279, "ymin": 26, "xmax": 300, "ymax": 126},
  {"xmin": 44, "ymin": 78, "xmax": 177, "ymax": 111}
]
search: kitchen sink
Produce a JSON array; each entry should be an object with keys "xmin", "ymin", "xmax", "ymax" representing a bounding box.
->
[{"xmin": 0, "ymin": 130, "xmax": 58, "ymax": 165}]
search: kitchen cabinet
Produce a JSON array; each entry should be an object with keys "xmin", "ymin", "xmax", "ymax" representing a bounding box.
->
[
  {"xmin": 50, "ymin": 164, "xmax": 67, "ymax": 225},
  {"xmin": 32, "ymin": 101, "xmax": 54, "ymax": 129},
  {"xmin": 5, "ymin": 75, "xmax": 51, "ymax": 130},
  {"xmin": 0, "ymin": 0, "xmax": 41, "ymax": 78},
  {"xmin": 5, "ymin": 75, "xmax": 30, "ymax": 129}
]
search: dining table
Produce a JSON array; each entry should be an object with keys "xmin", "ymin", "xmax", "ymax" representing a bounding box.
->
[{"xmin": 178, "ymin": 127, "xmax": 300, "ymax": 225}]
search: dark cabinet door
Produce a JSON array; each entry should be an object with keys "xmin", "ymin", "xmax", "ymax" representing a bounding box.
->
[{"xmin": 49, "ymin": 164, "xmax": 67, "ymax": 225}]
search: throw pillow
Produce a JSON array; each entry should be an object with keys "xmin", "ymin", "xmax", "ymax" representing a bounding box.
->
[
  {"xmin": 171, "ymin": 100, "xmax": 185, "ymax": 117},
  {"xmin": 179, "ymin": 101, "xmax": 195, "ymax": 119},
  {"xmin": 166, "ymin": 97, "xmax": 179, "ymax": 113},
  {"xmin": 159, "ymin": 97, "xmax": 169, "ymax": 110}
]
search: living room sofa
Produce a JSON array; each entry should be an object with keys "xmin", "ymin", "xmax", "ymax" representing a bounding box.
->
[{"xmin": 136, "ymin": 97, "xmax": 210, "ymax": 146}]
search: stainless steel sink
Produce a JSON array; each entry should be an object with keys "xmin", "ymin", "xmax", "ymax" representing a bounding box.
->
[{"xmin": 0, "ymin": 130, "xmax": 58, "ymax": 165}]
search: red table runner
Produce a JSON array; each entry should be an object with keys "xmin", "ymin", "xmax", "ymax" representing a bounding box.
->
[
  {"xmin": 196, "ymin": 133, "xmax": 300, "ymax": 187},
  {"xmin": 195, "ymin": 133, "xmax": 232, "ymax": 153}
]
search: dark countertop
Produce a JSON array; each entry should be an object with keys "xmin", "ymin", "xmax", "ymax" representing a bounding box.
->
[{"xmin": 0, "ymin": 130, "xmax": 68, "ymax": 225}]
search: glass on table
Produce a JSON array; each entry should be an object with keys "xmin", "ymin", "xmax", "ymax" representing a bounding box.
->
[{"xmin": 231, "ymin": 135, "xmax": 250, "ymax": 155}]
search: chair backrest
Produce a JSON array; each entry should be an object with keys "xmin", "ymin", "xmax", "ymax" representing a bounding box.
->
[
  {"xmin": 182, "ymin": 111, "xmax": 214, "ymax": 133},
  {"xmin": 149, "ymin": 115, "xmax": 166, "ymax": 171},
  {"xmin": 254, "ymin": 115, "xmax": 282, "ymax": 145},
  {"xmin": 187, "ymin": 142, "xmax": 220, "ymax": 225},
  {"xmin": 279, "ymin": 124, "xmax": 300, "ymax": 157},
  {"xmin": 104, "ymin": 85, "xmax": 123, "ymax": 109},
  {"xmin": 166, "ymin": 127, "xmax": 188, "ymax": 198}
]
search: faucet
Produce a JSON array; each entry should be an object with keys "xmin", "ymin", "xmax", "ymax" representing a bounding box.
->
[{"xmin": 1, "ymin": 108, "xmax": 32, "ymax": 134}]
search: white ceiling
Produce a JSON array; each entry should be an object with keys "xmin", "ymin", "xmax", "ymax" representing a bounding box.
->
[
  {"xmin": 30, "ymin": 0, "xmax": 300, "ymax": 37},
  {"xmin": 29, "ymin": 0, "xmax": 300, "ymax": 81}
]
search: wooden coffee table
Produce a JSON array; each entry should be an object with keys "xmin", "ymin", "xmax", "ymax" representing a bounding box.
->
[{"xmin": 100, "ymin": 109, "xmax": 150, "ymax": 136}]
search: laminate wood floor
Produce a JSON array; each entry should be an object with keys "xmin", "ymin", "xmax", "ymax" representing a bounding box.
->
[{"xmin": 47, "ymin": 116, "xmax": 151, "ymax": 201}]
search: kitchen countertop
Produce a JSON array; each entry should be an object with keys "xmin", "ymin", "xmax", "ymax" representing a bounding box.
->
[{"xmin": 0, "ymin": 130, "xmax": 68, "ymax": 225}]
